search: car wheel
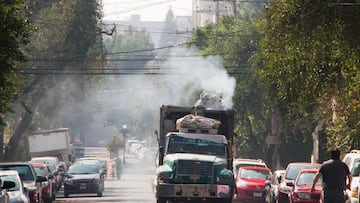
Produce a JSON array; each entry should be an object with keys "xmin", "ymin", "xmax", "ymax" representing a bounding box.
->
[
  {"xmin": 64, "ymin": 191, "xmax": 69, "ymax": 198},
  {"xmin": 44, "ymin": 197, "xmax": 52, "ymax": 203},
  {"xmin": 157, "ymin": 197, "xmax": 167, "ymax": 203},
  {"xmin": 97, "ymin": 191, "xmax": 103, "ymax": 197}
]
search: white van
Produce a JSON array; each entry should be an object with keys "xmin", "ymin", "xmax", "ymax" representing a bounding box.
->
[{"xmin": 342, "ymin": 150, "xmax": 360, "ymax": 203}]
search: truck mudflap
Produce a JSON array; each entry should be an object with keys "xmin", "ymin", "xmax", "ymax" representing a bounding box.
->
[{"xmin": 157, "ymin": 183, "xmax": 231, "ymax": 198}]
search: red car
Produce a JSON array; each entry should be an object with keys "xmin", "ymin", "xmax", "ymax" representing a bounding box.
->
[
  {"xmin": 31, "ymin": 162, "xmax": 55, "ymax": 203},
  {"xmin": 278, "ymin": 162, "xmax": 321, "ymax": 203},
  {"xmin": 288, "ymin": 168, "xmax": 322, "ymax": 203},
  {"xmin": 233, "ymin": 166, "xmax": 272, "ymax": 202}
]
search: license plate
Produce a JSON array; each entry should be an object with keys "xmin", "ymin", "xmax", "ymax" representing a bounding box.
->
[
  {"xmin": 253, "ymin": 192, "xmax": 262, "ymax": 197},
  {"xmin": 79, "ymin": 184, "xmax": 87, "ymax": 190}
]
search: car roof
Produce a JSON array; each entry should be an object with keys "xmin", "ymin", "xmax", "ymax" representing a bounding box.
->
[
  {"xmin": 273, "ymin": 169, "xmax": 286, "ymax": 175},
  {"xmin": 30, "ymin": 162, "xmax": 48, "ymax": 170},
  {"xmin": 71, "ymin": 161, "xmax": 99, "ymax": 166},
  {"xmin": 233, "ymin": 158, "xmax": 267, "ymax": 167},
  {"xmin": 0, "ymin": 162, "xmax": 33, "ymax": 166},
  {"xmin": 31, "ymin": 156, "xmax": 59, "ymax": 161},
  {"xmin": 239, "ymin": 166, "xmax": 271, "ymax": 170},
  {"xmin": 298, "ymin": 168, "xmax": 318, "ymax": 173},
  {"xmin": 0, "ymin": 170, "xmax": 20, "ymax": 176},
  {"xmin": 284, "ymin": 162, "xmax": 320, "ymax": 180},
  {"xmin": 234, "ymin": 158, "xmax": 266, "ymax": 163}
]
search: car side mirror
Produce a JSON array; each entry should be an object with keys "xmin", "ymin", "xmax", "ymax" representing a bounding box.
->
[
  {"xmin": 36, "ymin": 176, "xmax": 48, "ymax": 182},
  {"xmin": 277, "ymin": 176, "xmax": 282, "ymax": 183}
]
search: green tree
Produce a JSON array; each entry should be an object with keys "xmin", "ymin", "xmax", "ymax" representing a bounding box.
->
[
  {"xmin": 0, "ymin": 0, "xmax": 31, "ymax": 124},
  {"xmin": 2, "ymin": 0, "xmax": 104, "ymax": 161},
  {"xmin": 105, "ymin": 136, "xmax": 125, "ymax": 158},
  {"xmin": 191, "ymin": 14, "xmax": 273, "ymax": 163},
  {"xmin": 258, "ymin": 0, "xmax": 360, "ymax": 157},
  {"xmin": 0, "ymin": 0, "xmax": 32, "ymax": 160},
  {"xmin": 105, "ymin": 25, "xmax": 155, "ymax": 72}
]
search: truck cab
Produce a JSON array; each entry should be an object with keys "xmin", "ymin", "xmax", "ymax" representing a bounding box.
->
[{"xmin": 154, "ymin": 105, "xmax": 235, "ymax": 203}]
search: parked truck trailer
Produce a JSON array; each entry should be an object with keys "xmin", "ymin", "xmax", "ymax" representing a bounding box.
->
[{"xmin": 27, "ymin": 128, "xmax": 72, "ymax": 166}]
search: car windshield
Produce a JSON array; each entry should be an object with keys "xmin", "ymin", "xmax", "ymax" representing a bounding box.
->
[
  {"xmin": 285, "ymin": 165, "xmax": 318, "ymax": 180},
  {"xmin": 31, "ymin": 160, "xmax": 57, "ymax": 172},
  {"xmin": 0, "ymin": 165, "xmax": 34, "ymax": 181},
  {"xmin": 239, "ymin": 168, "xmax": 271, "ymax": 180},
  {"xmin": 352, "ymin": 160, "xmax": 360, "ymax": 177},
  {"xmin": 167, "ymin": 135, "xmax": 226, "ymax": 156},
  {"xmin": 0, "ymin": 175, "xmax": 20, "ymax": 191},
  {"xmin": 296, "ymin": 172, "xmax": 322, "ymax": 186},
  {"xmin": 34, "ymin": 168, "xmax": 46, "ymax": 177},
  {"xmin": 68, "ymin": 164, "xmax": 99, "ymax": 174}
]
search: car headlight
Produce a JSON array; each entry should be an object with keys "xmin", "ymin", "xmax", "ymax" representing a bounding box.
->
[
  {"xmin": 159, "ymin": 172, "xmax": 173, "ymax": 180},
  {"xmin": 65, "ymin": 179, "xmax": 73, "ymax": 185},
  {"xmin": 92, "ymin": 178, "xmax": 100, "ymax": 183},
  {"xmin": 236, "ymin": 180, "xmax": 248, "ymax": 189}
]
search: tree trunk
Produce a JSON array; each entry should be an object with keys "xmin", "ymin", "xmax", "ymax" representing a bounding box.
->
[
  {"xmin": 4, "ymin": 77, "xmax": 47, "ymax": 161},
  {"xmin": 0, "ymin": 125, "xmax": 4, "ymax": 161}
]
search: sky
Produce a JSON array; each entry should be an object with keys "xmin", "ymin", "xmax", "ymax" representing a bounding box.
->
[{"xmin": 102, "ymin": 0, "xmax": 193, "ymax": 22}]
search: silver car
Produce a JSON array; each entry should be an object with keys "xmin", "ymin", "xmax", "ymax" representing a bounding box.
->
[{"xmin": 0, "ymin": 170, "xmax": 29, "ymax": 203}]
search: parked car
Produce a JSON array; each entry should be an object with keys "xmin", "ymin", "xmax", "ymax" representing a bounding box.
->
[
  {"xmin": 76, "ymin": 158, "xmax": 107, "ymax": 176},
  {"xmin": 343, "ymin": 150, "xmax": 360, "ymax": 203},
  {"xmin": 30, "ymin": 157, "xmax": 60, "ymax": 190},
  {"xmin": 287, "ymin": 168, "xmax": 322, "ymax": 203},
  {"xmin": 63, "ymin": 161, "xmax": 105, "ymax": 197},
  {"xmin": 265, "ymin": 169, "xmax": 286, "ymax": 203},
  {"xmin": 0, "ymin": 162, "xmax": 47, "ymax": 203},
  {"xmin": 30, "ymin": 162, "xmax": 55, "ymax": 203},
  {"xmin": 233, "ymin": 158, "xmax": 268, "ymax": 178},
  {"xmin": 0, "ymin": 170, "xmax": 29, "ymax": 203},
  {"xmin": 233, "ymin": 166, "xmax": 272, "ymax": 202},
  {"xmin": 277, "ymin": 162, "xmax": 321, "ymax": 203}
]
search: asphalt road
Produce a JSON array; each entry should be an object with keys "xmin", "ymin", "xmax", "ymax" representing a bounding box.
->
[{"xmin": 54, "ymin": 155, "xmax": 157, "ymax": 203}]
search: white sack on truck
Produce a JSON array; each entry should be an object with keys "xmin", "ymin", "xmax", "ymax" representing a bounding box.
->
[{"xmin": 176, "ymin": 114, "xmax": 221, "ymax": 130}]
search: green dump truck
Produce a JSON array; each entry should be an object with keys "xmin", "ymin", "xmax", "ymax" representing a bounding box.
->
[{"xmin": 154, "ymin": 105, "xmax": 235, "ymax": 203}]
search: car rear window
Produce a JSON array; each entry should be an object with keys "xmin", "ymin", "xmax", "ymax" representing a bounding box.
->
[
  {"xmin": 285, "ymin": 165, "xmax": 318, "ymax": 180},
  {"xmin": 0, "ymin": 175, "xmax": 21, "ymax": 191},
  {"xmin": 0, "ymin": 165, "xmax": 34, "ymax": 181},
  {"xmin": 68, "ymin": 164, "xmax": 99, "ymax": 174}
]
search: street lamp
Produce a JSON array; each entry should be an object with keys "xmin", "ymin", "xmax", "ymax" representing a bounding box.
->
[{"xmin": 121, "ymin": 124, "xmax": 128, "ymax": 164}]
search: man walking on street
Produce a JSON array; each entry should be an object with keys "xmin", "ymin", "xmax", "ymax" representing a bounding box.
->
[{"xmin": 311, "ymin": 149, "xmax": 352, "ymax": 203}]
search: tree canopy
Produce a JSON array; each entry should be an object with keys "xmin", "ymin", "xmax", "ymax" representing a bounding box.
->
[{"xmin": 0, "ymin": 0, "xmax": 31, "ymax": 125}]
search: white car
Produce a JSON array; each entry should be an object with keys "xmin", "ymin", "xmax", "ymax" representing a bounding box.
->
[
  {"xmin": 343, "ymin": 150, "xmax": 360, "ymax": 203},
  {"xmin": 232, "ymin": 158, "xmax": 268, "ymax": 178},
  {"xmin": 0, "ymin": 170, "xmax": 29, "ymax": 203}
]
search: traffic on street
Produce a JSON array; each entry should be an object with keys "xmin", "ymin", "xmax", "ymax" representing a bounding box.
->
[{"xmin": 53, "ymin": 154, "xmax": 156, "ymax": 203}]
